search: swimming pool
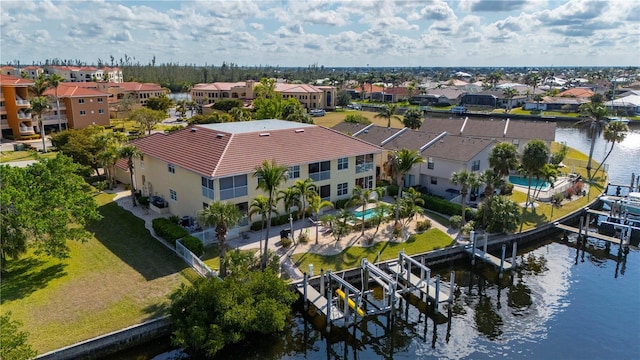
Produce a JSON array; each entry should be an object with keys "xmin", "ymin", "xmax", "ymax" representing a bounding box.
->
[
  {"xmin": 508, "ymin": 175, "xmax": 551, "ymax": 191},
  {"xmin": 352, "ymin": 207, "xmax": 386, "ymax": 221}
]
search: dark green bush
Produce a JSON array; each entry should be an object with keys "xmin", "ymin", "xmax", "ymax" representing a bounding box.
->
[
  {"xmin": 335, "ymin": 198, "xmax": 350, "ymax": 209},
  {"xmin": 180, "ymin": 235, "xmax": 204, "ymax": 256},
  {"xmin": 387, "ymin": 184, "xmax": 399, "ymax": 197},
  {"xmin": 420, "ymin": 194, "xmax": 473, "ymax": 219},
  {"xmin": 501, "ymin": 183, "xmax": 514, "ymax": 195},
  {"xmin": 344, "ymin": 113, "xmax": 371, "ymax": 125},
  {"xmin": 152, "ymin": 217, "xmax": 188, "ymax": 246},
  {"xmin": 376, "ymin": 179, "xmax": 390, "ymax": 187},
  {"xmin": 280, "ymin": 237, "xmax": 292, "ymax": 248}
]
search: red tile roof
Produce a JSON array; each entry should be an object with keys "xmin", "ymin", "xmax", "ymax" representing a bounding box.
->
[
  {"xmin": 192, "ymin": 82, "xmax": 247, "ymax": 91},
  {"xmin": 275, "ymin": 83, "xmax": 322, "ymax": 93},
  {"xmin": 132, "ymin": 121, "xmax": 382, "ymax": 178},
  {"xmin": 557, "ymin": 88, "xmax": 594, "ymax": 98},
  {"xmin": 116, "ymin": 82, "xmax": 165, "ymax": 92},
  {"xmin": 43, "ymin": 83, "xmax": 108, "ymax": 97},
  {"xmin": 0, "ymin": 74, "xmax": 34, "ymax": 85}
]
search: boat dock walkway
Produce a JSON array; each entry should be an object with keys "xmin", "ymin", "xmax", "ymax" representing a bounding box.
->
[
  {"xmin": 296, "ymin": 281, "xmax": 344, "ymax": 321},
  {"xmin": 386, "ymin": 262, "xmax": 450, "ymax": 305},
  {"xmin": 555, "ymin": 223, "xmax": 627, "ymax": 246}
]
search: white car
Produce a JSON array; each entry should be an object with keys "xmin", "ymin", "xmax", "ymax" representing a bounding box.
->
[{"xmin": 310, "ymin": 109, "xmax": 326, "ymax": 117}]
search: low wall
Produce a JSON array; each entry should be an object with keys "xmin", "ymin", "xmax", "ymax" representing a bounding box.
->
[{"xmin": 36, "ymin": 317, "xmax": 172, "ymax": 360}]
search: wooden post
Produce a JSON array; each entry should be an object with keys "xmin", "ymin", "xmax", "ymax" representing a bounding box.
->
[
  {"xmin": 449, "ymin": 271, "xmax": 455, "ymax": 303},
  {"xmin": 320, "ymin": 269, "xmax": 325, "ymax": 296},
  {"xmin": 435, "ymin": 275, "xmax": 441, "ymax": 313},
  {"xmin": 511, "ymin": 241, "xmax": 518, "ymax": 269},
  {"xmin": 470, "ymin": 230, "xmax": 477, "ymax": 265},
  {"xmin": 326, "ymin": 276, "xmax": 332, "ymax": 332},
  {"xmin": 426, "ymin": 268, "xmax": 431, "ymax": 299},
  {"xmin": 303, "ymin": 272, "xmax": 308, "ymax": 311}
]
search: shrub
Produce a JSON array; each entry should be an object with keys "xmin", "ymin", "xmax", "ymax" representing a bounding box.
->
[
  {"xmin": 387, "ymin": 184, "xmax": 399, "ymax": 197},
  {"xmin": 461, "ymin": 220, "xmax": 476, "ymax": 236},
  {"xmin": 449, "ymin": 215, "xmax": 462, "ymax": 229},
  {"xmin": 180, "ymin": 235, "xmax": 204, "ymax": 256},
  {"xmin": 501, "ymin": 183, "xmax": 514, "ymax": 195},
  {"xmin": 566, "ymin": 186, "xmax": 575, "ymax": 199},
  {"xmin": 335, "ymin": 198, "xmax": 350, "ymax": 209},
  {"xmin": 280, "ymin": 237, "xmax": 292, "ymax": 248},
  {"xmin": 574, "ymin": 181, "xmax": 584, "ymax": 194},
  {"xmin": 415, "ymin": 219, "xmax": 432, "ymax": 232},
  {"xmin": 152, "ymin": 217, "xmax": 189, "ymax": 246},
  {"xmin": 420, "ymin": 194, "xmax": 466, "ymax": 217},
  {"xmin": 552, "ymin": 193, "xmax": 564, "ymax": 207},
  {"xmin": 298, "ymin": 230, "xmax": 310, "ymax": 244},
  {"xmin": 344, "ymin": 113, "xmax": 371, "ymax": 125},
  {"xmin": 376, "ymin": 179, "xmax": 391, "ymax": 187},
  {"xmin": 251, "ymin": 220, "xmax": 266, "ymax": 231}
]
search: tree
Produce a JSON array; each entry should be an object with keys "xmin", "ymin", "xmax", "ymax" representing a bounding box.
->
[
  {"xmin": 28, "ymin": 96, "xmax": 51, "ymax": 153},
  {"xmin": 115, "ymin": 93, "xmax": 136, "ymax": 127},
  {"xmin": 169, "ymin": 265, "xmax": 297, "ymax": 358},
  {"xmin": 129, "ymin": 107, "xmax": 167, "ymax": 135},
  {"xmin": 29, "ymin": 74, "xmax": 48, "ymax": 97},
  {"xmin": 576, "ymin": 102, "xmax": 609, "ymax": 180},
  {"xmin": 479, "ymin": 169, "xmax": 505, "ymax": 228},
  {"xmin": 253, "ymin": 159, "xmax": 288, "ymax": 269},
  {"xmin": 533, "ymin": 94, "xmax": 544, "ymax": 111},
  {"xmin": 402, "ymin": 108, "xmax": 423, "ymax": 129},
  {"xmin": 388, "ymin": 148, "xmax": 425, "ymax": 224},
  {"xmin": 198, "ymin": 201, "xmax": 244, "ymax": 277},
  {"xmin": 374, "ymin": 103, "xmax": 401, "ymax": 128},
  {"xmin": 397, "ymin": 187, "xmax": 425, "ymax": 235},
  {"xmin": 524, "ymin": 72, "xmax": 540, "ymax": 100},
  {"xmin": 292, "ymin": 178, "xmax": 316, "ymax": 239},
  {"xmin": 278, "ymin": 187, "xmax": 299, "ymax": 241},
  {"xmin": 349, "ymin": 186, "xmax": 377, "ymax": 236},
  {"xmin": 211, "ymin": 99, "xmax": 243, "ymax": 112},
  {"xmin": 0, "ymin": 312, "xmax": 37, "ymax": 360},
  {"xmin": 50, "ymin": 126, "xmax": 105, "ymax": 177},
  {"xmin": 489, "ymin": 142, "xmax": 519, "ymax": 178},
  {"xmin": 502, "ymin": 88, "xmax": 519, "ymax": 112},
  {"xmin": 478, "ymin": 196, "xmax": 521, "ymax": 234},
  {"xmin": 118, "ymin": 144, "xmax": 142, "ymax": 206},
  {"xmin": 283, "ymin": 99, "xmax": 312, "ymax": 123},
  {"xmin": 0, "ymin": 155, "xmax": 102, "ymax": 267},
  {"xmin": 94, "ymin": 132, "xmax": 124, "ymax": 188},
  {"xmin": 451, "ymin": 169, "xmax": 481, "ymax": 224},
  {"xmin": 307, "ymin": 193, "xmax": 333, "ymax": 244},
  {"xmin": 591, "ymin": 121, "xmax": 628, "ymax": 179},
  {"xmin": 321, "ymin": 209, "xmax": 353, "ymax": 243},
  {"xmin": 43, "ymin": 73, "xmax": 66, "ymax": 132},
  {"xmin": 145, "ymin": 94, "xmax": 173, "ymax": 113},
  {"xmin": 520, "ymin": 140, "xmax": 550, "ymax": 209},
  {"xmin": 336, "ymin": 90, "xmax": 352, "ymax": 107},
  {"xmin": 487, "ymin": 71, "xmax": 503, "ymax": 90},
  {"xmin": 248, "ymin": 195, "xmax": 275, "ymax": 260}
]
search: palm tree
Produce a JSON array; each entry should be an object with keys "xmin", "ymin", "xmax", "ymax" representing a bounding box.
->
[
  {"xmin": 248, "ymin": 195, "xmax": 275, "ymax": 260},
  {"xmin": 502, "ymin": 88, "xmax": 519, "ymax": 113},
  {"xmin": 591, "ymin": 121, "xmax": 628, "ymax": 179},
  {"xmin": 307, "ymin": 193, "xmax": 333, "ymax": 244},
  {"xmin": 118, "ymin": 144, "xmax": 142, "ymax": 206},
  {"xmin": 520, "ymin": 140, "xmax": 550, "ymax": 209},
  {"xmin": 253, "ymin": 159, "xmax": 288, "ymax": 269},
  {"xmin": 451, "ymin": 169, "xmax": 481, "ymax": 224},
  {"xmin": 374, "ymin": 103, "xmax": 401, "ymax": 128},
  {"xmin": 402, "ymin": 108, "xmax": 423, "ymax": 129},
  {"xmin": 531, "ymin": 163, "xmax": 558, "ymax": 203},
  {"xmin": 524, "ymin": 73, "xmax": 541, "ymax": 100},
  {"xmin": 479, "ymin": 169, "xmax": 505, "ymax": 228},
  {"xmin": 348, "ymin": 186, "xmax": 376, "ymax": 236},
  {"xmin": 28, "ymin": 96, "xmax": 50, "ymax": 153},
  {"xmin": 389, "ymin": 148, "xmax": 425, "ymax": 224},
  {"xmin": 278, "ymin": 187, "xmax": 300, "ymax": 241},
  {"xmin": 198, "ymin": 201, "xmax": 244, "ymax": 277},
  {"xmin": 489, "ymin": 142, "xmax": 519, "ymax": 179},
  {"xmin": 29, "ymin": 74, "xmax": 48, "ymax": 97},
  {"xmin": 576, "ymin": 102, "xmax": 609, "ymax": 181},
  {"xmin": 292, "ymin": 178, "xmax": 316, "ymax": 238},
  {"xmin": 46, "ymin": 74, "xmax": 65, "ymax": 131}
]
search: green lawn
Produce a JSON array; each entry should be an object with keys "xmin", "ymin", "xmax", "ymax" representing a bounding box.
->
[
  {"xmin": 0, "ymin": 150, "xmax": 58, "ymax": 163},
  {"xmin": 291, "ymin": 228, "xmax": 454, "ymax": 273},
  {"xmin": 1, "ymin": 193, "xmax": 194, "ymax": 353},
  {"xmin": 312, "ymin": 110, "xmax": 404, "ymax": 129}
]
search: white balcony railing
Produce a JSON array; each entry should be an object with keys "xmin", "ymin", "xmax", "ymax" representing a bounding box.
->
[
  {"xmin": 15, "ymin": 99, "xmax": 30, "ymax": 106},
  {"xmin": 356, "ymin": 162, "xmax": 374, "ymax": 174},
  {"xmin": 17, "ymin": 112, "xmax": 31, "ymax": 119}
]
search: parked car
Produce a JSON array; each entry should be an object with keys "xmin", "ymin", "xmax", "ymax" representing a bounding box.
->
[
  {"xmin": 310, "ymin": 109, "xmax": 326, "ymax": 117},
  {"xmin": 347, "ymin": 103, "xmax": 362, "ymax": 110}
]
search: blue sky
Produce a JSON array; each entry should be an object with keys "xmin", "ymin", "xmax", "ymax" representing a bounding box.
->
[{"xmin": 1, "ymin": 0, "xmax": 639, "ymax": 67}]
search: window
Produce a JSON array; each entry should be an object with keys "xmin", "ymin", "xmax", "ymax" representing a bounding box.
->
[
  {"xmin": 203, "ymin": 202, "xmax": 209, "ymax": 209},
  {"xmin": 236, "ymin": 202, "xmax": 249, "ymax": 226},
  {"xmin": 201, "ymin": 177, "xmax": 215, "ymax": 199},
  {"xmin": 80, "ymin": 110, "xmax": 86, "ymax": 116},
  {"xmin": 288, "ymin": 165, "xmax": 300, "ymax": 179},
  {"xmin": 355, "ymin": 154, "xmax": 374, "ymax": 173},
  {"xmin": 337, "ymin": 182, "xmax": 348, "ymax": 196},
  {"xmin": 471, "ymin": 160, "xmax": 480, "ymax": 171},
  {"xmin": 431, "ymin": 176, "xmax": 438, "ymax": 185},
  {"xmin": 140, "ymin": 155, "xmax": 144, "ymax": 169},
  {"xmin": 98, "ymin": 109, "xmax": 105, "ymax": 114},
  {"xmin": 319, "ymin": 184, "xmax": 331, "ymax": 200},
  {"xmin": 168, "ymin": 164, "xmax": 175, "ymax": 174},
  {"xmin": 337, "ymin": 157, "xmax": 349, "ymax": 170},
  {"xmin": 356, "ymin": 176, "xmax": 373, "ymax": 189},
  {"xmin": 309, "ymin": 161, "xmax": 330, "ymax": 181},
  {"xmin": 427, "ymin": 157, "xmax": 434, "ymax": 170},
  {"xmin": 512, "ymin": 139, "xmax": 520, "ymax": 146},
  {"xmin": 219, "ymin": 174, "xmax": 248, "ymax": 200},
  {"xmin": 169, "ymin": 189, "xmax": 177, "ymax": 201},
  {"xmin": 78, "ymin": 98, "xmax": 85, "ymax": 104},
  {"xmin": 97, "ymin": 97, "xmax": 103, "ymax": 103}
]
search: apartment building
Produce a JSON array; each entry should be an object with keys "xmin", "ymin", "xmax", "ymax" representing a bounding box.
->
[
  {"xmin": 0, "ymin": 74, "xmax": 36, "ymax": 139},
  {"xmin": 44, "ymin": 66, "xmax": 123, "ymax": 83},
  {"xmin": 42, "ymin": 84, "xmax": 110, "ymax": 129}
]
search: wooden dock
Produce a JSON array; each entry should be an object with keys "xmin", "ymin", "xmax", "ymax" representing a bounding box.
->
[
  {"xmin": 464, "ymin": 246, "xmax": 513, "ymax": 270},
  {"xmin": 296, "ymin": 282, "xmax": 344, "ymax": 321},
  {"xmin": 555, "ymin": 223, "xmax": 624, "ymax": 245},
  {"xmin": 586, "ymin": 209, "xmax": 613, "ymax": 217},
  {"xmin": 387, "ymin": 262, "xmax": 449, "ymax": 304}
]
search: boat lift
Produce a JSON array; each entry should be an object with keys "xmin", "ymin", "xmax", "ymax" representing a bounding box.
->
[
  {"xmin": 465, "ymin": 231, "xmax": 516, "ymax": 276},
  {"xmin": 361, "ymin": 258, "xmax": 399, "ymax": 316}
]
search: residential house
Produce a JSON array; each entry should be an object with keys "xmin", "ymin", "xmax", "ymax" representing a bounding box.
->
[
  {"xmin": 556, "ymin": 88, "xmax": 595, "ymax": 99},
  {"xmin": 524, "ymin": 96, "xmax": 589, "ymax": 112},
  {"xmin": 605, "ymin": 94, "xmax": 640, "ymax": 116},
  {"xmin": 119, "ymin": 120, "xmax": 382, "ymax": 234},
  {"xmin": 0, "ymin": 74, "xmax": 35, "ymax": 139},
  {"xmin": 461, "ymin": 89, "xmax": 527, "ymax": 110}
]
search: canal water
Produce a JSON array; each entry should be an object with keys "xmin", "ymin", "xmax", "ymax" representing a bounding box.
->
[{"xmin": 111, "ymin": 124, "xmax": 640, "ymax": 359}]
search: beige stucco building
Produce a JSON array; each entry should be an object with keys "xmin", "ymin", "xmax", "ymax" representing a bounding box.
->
[{"xmin": 120, "ymin": 120, "xmax": 382, "ymax": 232}]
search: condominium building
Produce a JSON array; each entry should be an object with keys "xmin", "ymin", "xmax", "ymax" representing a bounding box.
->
[
  {"xmin": 42, "ymin": 84, "xmax": 110, "ymax": 130},
  {"xmin": 0, "ymin": 74, "xmax": 36, "ymax": 139}
]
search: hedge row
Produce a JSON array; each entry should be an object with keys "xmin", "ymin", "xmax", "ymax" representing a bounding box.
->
[
  {"xmin": 152, "ymin": 217, "xmax": 188, "ymax": 246},
  {"xmin": 250, "ymin": 212, "xmax": 304, "ymax": 231},
  {"xmin": 420, "ymin": 194, "xmax": 473, "ymax": 219},
  {"xmin": 180, "ymin": 235, "xmax": 204, "ymax": 256}
]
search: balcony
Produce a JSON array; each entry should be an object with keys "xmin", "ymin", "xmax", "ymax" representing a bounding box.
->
[
  {"xmin": 19, "ymin": 122, "xmax": 35, "ymax": 135},
  {"xmin": 356, "ymin": 162, "xmax": 374, "ymax": 174},
  {"xmin": 15, "ymin": 99, "xmax": 30, "ymax": 106},
  {"xmin": 17, "ymin": 112, "xmax": 31, "ymax": 119}
]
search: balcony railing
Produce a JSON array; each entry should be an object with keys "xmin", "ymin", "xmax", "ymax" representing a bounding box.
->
[
  {"xmin": 42, "ymin": 115, "xmax": 67, "ymax": 121},
  {"xmin": 356, "ymin": 162, "xmax": 374, "ymax": 174},
  {"xmin": 15, "ymin": 99, "xmax": 30, "ymax": 106},
  {"xmin": 17, "ymin": 112, "xmax": 31, "ymax": 119}
]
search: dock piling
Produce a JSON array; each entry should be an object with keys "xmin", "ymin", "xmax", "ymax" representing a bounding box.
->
[
  {"xmin": 499, "ymin": 243, "xmax": 506, "ymax": 277},
  {"xmin": 470, "ymin": 231, "xmax": 477, "ymax": 265},
  {"xmin": 320, "ymin": 269, "xmax": 325, "ymax": 295},
  {"xmin": 449, "ymin": 271, "xmax": 455, "ymax": 303},
  {"xmin": 483, "ymin": 233, "xmax": 488, "ymax": 255},
  {"xmin": 303, "ymin": 272, "xmax": 309, "ymax": 311},
  {"xmin": 435, "ymin": 275, "xmax": 441, "ymax": 312},
  {"xmin": 511, "ymin": 241, "xmax": 518, "ymax": 268}
]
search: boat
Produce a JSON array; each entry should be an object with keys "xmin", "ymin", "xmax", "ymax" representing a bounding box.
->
[
  {"xmin": 601, "ymin": 191, "xmax": 640, "ymax": 216},
  {"xmin": 607, "ymin": 117, "xmax": 630, "ymax": 125}
]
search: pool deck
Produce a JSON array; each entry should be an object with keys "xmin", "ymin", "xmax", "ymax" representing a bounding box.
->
[{"xmin": 511, "ymin": 176, "xmax": 575, "ymax": 202}]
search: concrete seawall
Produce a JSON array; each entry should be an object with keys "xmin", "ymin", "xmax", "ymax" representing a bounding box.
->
[{"xmin": 36, "ymin": 317, "xmax": 172, "ymax": 360}]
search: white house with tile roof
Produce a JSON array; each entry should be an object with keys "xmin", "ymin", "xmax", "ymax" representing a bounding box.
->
[{"xmin": 119, "ymin": 119, "xmax": 382, "ymax": 231}]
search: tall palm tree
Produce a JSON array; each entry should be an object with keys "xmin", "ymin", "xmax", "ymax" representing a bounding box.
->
[
  {"xmin": 576, "ymin": 102, "xmax": 609, "ymax": 181},
  {"xmin": 307, "ymin": 193, "xmax": 333, "ymax": 244},
  {"xmin": 292, "ymin": 178, "xmax": 316, "ymax": 238},
  {"xmin": 28, "ymin": 96, "xmax": 50, "ymax": 153},
  {"xmin": 248, "ymin": 195, "xmax": 275, "ymax": 260},
  {"xmin": 403, "ymin": 108, "xmax": 423, "ymax": 129},
  {"xmin": 451, "ymin": 169, "xmax": 481, "ymax": 223},
  {"xmin": 253, "ymin": 159, "xmax": 288, "ymax": 269},
  {"xmin": 389, "ymin": 148, "xmax": 425, "ymax": 224},
  {"xmin": 29, "ymin": 74, "xmax": 48, "ymax": 97},
  {"xmin": 198, "ymin": 201, "xmax": 243, "ymax": 277},
  {"xmin": 520, "ymin": 140, "xmax": 550, "ymax": 209},
  {"xmin": 502, "ymin": 88, "xmax": 519, "ymax": 113},
  {"xmin": 591, "ymin": 121, "xmax": 628, "ymax": 179},
  {"xmin": 374, "ymin": 103, "xmax": 401, "ymax": 128},
  {"xmin": 118, "ymin": 144, "xmax": 142, "ymax": 206},
  {"xmin": 278, "ymin": 187, "xmax": 300, "ymax": 241},
  {"xmin": 489, "ymin": 142, "xmax": 519, "ymax": 179},
  {"xmin": 479, "ymin": 169, "xmax": 505, "ymax": 228},
  {"xmin": 46, "ymin": 74, "xmax": 65, "ymax": 131},
  {"xmin": 348, "ymin": 186, "xmax": 376, "ymax": 236},
  {"xmin": 531, "ymin": 163, "xmax": 558, "ymax": 203}
]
